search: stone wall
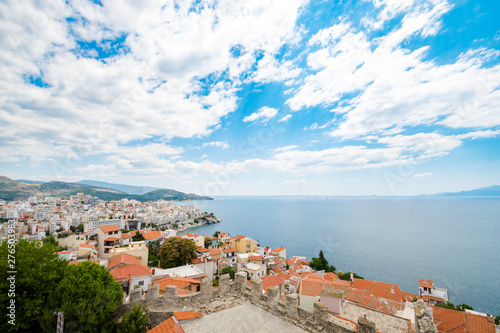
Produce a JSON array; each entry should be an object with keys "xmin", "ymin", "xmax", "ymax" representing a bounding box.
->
[
  {"xmin": 118, "ymin": 273, "xmax": 383, "ymax": 333},
  {"xmin": 414, "ymin": 299, "xmax": 438, "ymax": 333}
]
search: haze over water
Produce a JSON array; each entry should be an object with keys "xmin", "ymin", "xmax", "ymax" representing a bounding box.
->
[{"xmin": 182, "ymin": 196, "xmax": 500, "ymax": 315}]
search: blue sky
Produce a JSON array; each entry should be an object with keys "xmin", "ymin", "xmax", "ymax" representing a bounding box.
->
[{"xmin": 0, "ymin": 0, "xmax": 499, "ymax": 196}]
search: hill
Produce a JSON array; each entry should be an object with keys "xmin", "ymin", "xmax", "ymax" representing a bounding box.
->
[
  {"xmin": 438, "ymin": 185, "xmax": 500, "ymax": 197},
  {"xmin": 76, "ymin": 180, "xmax": 159, "ymax": 195},
  {"xmin": 0, "ymin": 176, "xmax": 212, "ymax": 201}
]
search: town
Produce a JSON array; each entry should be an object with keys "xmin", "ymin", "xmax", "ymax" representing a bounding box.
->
[{"xmin": 0, "ymin": 194, "xmax": 497, "ymax": 333}]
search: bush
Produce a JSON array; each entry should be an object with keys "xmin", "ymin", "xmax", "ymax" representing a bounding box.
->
[{"xmin": 119, "ymin": 304, "xmax": 148, "ymax": 333}]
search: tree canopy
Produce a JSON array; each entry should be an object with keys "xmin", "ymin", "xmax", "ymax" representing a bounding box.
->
[
  {"xmin": 148, "ymin": 239, "xmax": 162, "ymax": 267},
  {"xmin": 118, "ymin": 304, "xmax": 148, "ymax": 333},
  {"xmin": 221, "ymin": 266, "xmax": 237, "ymax": 279},
  {"xmin": 213, "ymin": 231, "xmax": 220, "ymax": 237},
  {"xmin": 159, "ymin": 237, "xmax": 197, "ymax": 268},
  {"xmin": 0, "ymin": 239, "xmax": 123, "ymax": 333},
  {"xmin": 435, "ymin": 302, "xmax": 473, "ymax": 312},
  {"xmin": 309, "ymin": 250, "xmax": 336, "ymax": 273},
  {"xmin": 45, "ymin": 261, "xmax": 123, "ymax": 333},
  {"xmin": 132, "ymin": 231, "xmax": 145, "ymax": 242}
]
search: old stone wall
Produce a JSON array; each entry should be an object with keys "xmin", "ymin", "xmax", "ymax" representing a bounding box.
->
[{"xmin": 117, "ymin": 273, "xmax": 385, "ymax": 333}]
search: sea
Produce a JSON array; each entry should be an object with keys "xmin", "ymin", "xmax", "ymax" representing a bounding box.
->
[{"xmin": 177, "ymin": 196, "xmax": 500, "ymax": 315}]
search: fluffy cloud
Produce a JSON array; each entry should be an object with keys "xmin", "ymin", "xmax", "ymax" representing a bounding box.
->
[
  {"xmin": 0, "ymin": 0, "xmax": 306, "ymax": 163},
  {"xmin": 243, "ymin": 106, "xmax": 279, "ymax": 123},
  {"xmin": 202, "ymin": 141, "xmax": 230, "ymax": 149},
  {"xmin": 287, "ymin": 0, "xmax": 500, "ymax": 140}
]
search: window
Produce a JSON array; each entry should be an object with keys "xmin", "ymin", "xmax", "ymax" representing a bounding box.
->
[{"xmin": 138, "ymin": 281, "xmax": 144, "ymax": 286}]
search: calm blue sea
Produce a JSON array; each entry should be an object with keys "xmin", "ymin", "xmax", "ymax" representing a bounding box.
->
[{"xmin": 179, "ymin": 196, "xmax": 500, "ymax": 315}]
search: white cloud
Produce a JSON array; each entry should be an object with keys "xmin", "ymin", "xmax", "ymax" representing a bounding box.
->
[
  {"xmin": 456, "ymin": 130, "xmax": 500, "ymax": 140},
  {"xmin": 0, "ymin": 0, "xmax": 307, "ymax": 163},
  {"xmin": 242, "ymin": 106, "xmax": 278, "ymax": 123},
  {"xmin": 202, "ymin": 141, "xmax": 230, "ymax": 149},
  {"xmin": 413, "ymin": 172, "xmax": 433, "ymax": 178},
  {"xmin": 286, "ymin": 0, "xmax": 500, "ymax": 140},
  {"xmin": 278, "ymin": 114, "xmax": 292, "ymax": 122}
]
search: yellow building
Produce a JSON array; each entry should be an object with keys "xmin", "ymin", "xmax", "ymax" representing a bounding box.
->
[{"xmin": 229, "ymin": 235, "xmax": 258, "ymax": 254}]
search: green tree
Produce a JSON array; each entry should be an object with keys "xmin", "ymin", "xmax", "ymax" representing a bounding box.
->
[
  {"xmin": 76, "ymin": 223, "xmax": 84, "ymax": 233},
  {"xmin": 204, "ymin": 237, "xmax": 212, "ymax": 248},
  {"xmin": 159, "ymin": 238, "xmax": 197, "ymax": 268},
  {"xmin": 148, "ymin": 239, "xmax": 162, "ymax": 267},
  {"xmin": 132, "ymin": 231, "xmax": 145, "ymax": 242},
  {"xmin": 435, "ymin": 302, "xmax": 473, "ymax": 312},
  {"xmin": 44, "ymin": 261, "xmax": 123, "ymax": 333},
  {"xmin": 339, "ymin": 272, "xmax": 364, "ymax": 281},
  {"xmin": 495, "ymin": 315, "xmax": 499, "ymax": 325},
  {"xmin": 0, "ymin": 239, "xmax": 67, "ymax": 333},
  {"xmin": 213, "ymin": 231, "xmax": 221, "ymax": 237},
  {"xmin": 118, "ymin": 304, "xmax": 148, "ymax": 333},
  {"xmin": 309, "ymin": 250, "xmax": 336, "ymax": 272},
  {"xmin": 221, "ymin": 266, "xmax": 237, "ymax": 279}
]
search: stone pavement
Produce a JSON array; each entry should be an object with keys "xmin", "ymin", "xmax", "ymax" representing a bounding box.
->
[{"xmin": 182, "ymin": 301, "xmax": 308, "ymax": 333}]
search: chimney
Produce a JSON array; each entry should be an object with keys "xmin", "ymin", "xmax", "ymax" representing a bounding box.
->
[{"xmin": 391, "ymin": 286, "xmax": 395, "ymax": 294}]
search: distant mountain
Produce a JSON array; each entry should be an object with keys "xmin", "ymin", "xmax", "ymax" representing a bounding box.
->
[
  {"xmin": 14, "ymin": 179, "xmax": 45, "ymax": 184},
  {"xmin": 437, "ymin": 185, "xmax": 500, "ymax": 197},
  {"xmin": 0, "ymin": 176, "xmax": 212, "ymax": 201},
  {"xmin": 76, "ymin": 180, "xmax": 159, "ymax": 195}
]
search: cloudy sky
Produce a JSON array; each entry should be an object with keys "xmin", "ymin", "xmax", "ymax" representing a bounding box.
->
[{"xmin": 1, "ymin": 0, "xmax": 499, "ymax": 196}]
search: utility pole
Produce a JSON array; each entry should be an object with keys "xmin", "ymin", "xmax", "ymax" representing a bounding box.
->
[{"xmin": 56, "ymin": 312, "xmax": 64, "ymax": 333}]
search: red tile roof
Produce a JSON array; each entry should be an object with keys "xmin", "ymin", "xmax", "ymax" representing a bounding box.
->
[
  {"xmin": 121, "ymin": 233, "xmax": 132, "ymax": 239},
  {"xmin": 108, "ymin": 253, "xmax": 142, "ymax": 269},
  {"xmin": 154, "ymin": 277, "xmax": 200, "ymax": 291},
  {"xmin": 142, "ymin": 230, "xmax": 164, "ymax": 240},
  {"xmin": 173, "ymin": 311, "xmax": 202, "ymax": 321},
  {"xmin": 109, "ymin": 264, "xmax": 151, "ymax": 280},
  {"xmin": 147, "ymin": 317, "xmax": 185, "ymax": 333},
  {"xmin": 352, "ymin": 279, "xmax": 416, "ymax": 303},
  {"xmin": 79, "ymin": 244, "xmax": 94, "ymax": 248},
  {"xmin": 419, "ymin": 278, "xmax": 434, "ymax": 289},
  {"xmin": 272, "ymin": 247, "xmax": 286, "ymax": 253},
  {"xmin": 104, "ymin": 237, "xmax": 120, "ymax": 242},
  {"xmin": 433, "ymin": 307, "xmax": 495, "ymax": 333},
  {"xmin": 344, "ymin": 289, "xmax": 404, "ymax": 316},
  {"xmin": 222, "ymin": 248, "xmax": 238, "ymax": 253},
  {"xmin": 299, "ymin": 276, "xmax": 350, "ymax": 297},
  {"xmin": 249, "ymin": 255, "xmax": 264, "ymax": 261},
  {"xmin": 97, "ymin": 225, "xmax": 120, "ymax": 233},
  {"xmin": 261, "ymin": 275, "xmax": 285, "ymax": 293},
  {"xmin": 196, "ymin": 247, "xmax": 210, "ymax": 253}
]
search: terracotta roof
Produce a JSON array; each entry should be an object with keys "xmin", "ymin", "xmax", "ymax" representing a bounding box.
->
[
  {"xmin": 147, "ymin": 317, "xmax": 185, "ymax": 333},
  {"xmin": 249, "ymin": 255, "xmax": 264, "ymax": 261},
  {"xmin": 154, "ymin": 276, "xmax": 200, "ymax": 291},
  {"xmin": 222, "ymin": 248, "xmax": 237, "ymax": 253},
  {"xmin": 108, "ymin": 253, "xmax": 142, "ymax": 269},
  {"xmin": 352, "ymin": 279, "xmax": 416, "ymax": 303},
  {"xmin": 419, "ymin": 278, "xmax": 434, "ymax": 289},
  {"xmin": 344, "ymin": 289, "xmax": 403, "ymax": 316},
  {"xmin": 209, "ymin": 248, "xmax": 221, "ymax": 257},
  {"xmin": 121, "ymin": 234, "xmax": 132, "ymax": 239},
  {"xmin": 261, "ymin": 275, "xmax": 285, "ymax": 293},
  {"xmin": 433, "ymin": 307, "xmax": 495, "ymax": 333},
  {"xmin": 109, "ymin": 264, "xmax": 151, "ymax": 280},
  {"xmin": 299, "ymin": 276, "xmax": 350, "ymax": 297},
  {"xmin": 58, "ymin": 251, "xmax": 72, "ymax": 254},
  {"xmin": 79, "ymin": 244, "xmax": 94, "ymax": 248},
  {"xmin": 272, "ymin": 247, "xmax": 286, "ymax": 253},
  {"xmin": 173, "ymin": 311, "xmax": 202, "ymax": 321},
  {"xmin": 142, "ymin": 230, "xmax": 164, "ymax": 240},
  {"xmin": 196, "ymin": 247, "xmax": 210, "ymax": 252},
  {"xmin": 97, "ymin": 225, "xmax": 120, "ymax": 233},
  {"xmin": 104, "ymin": 237, "xmax": 120, "ymax": 242}
]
